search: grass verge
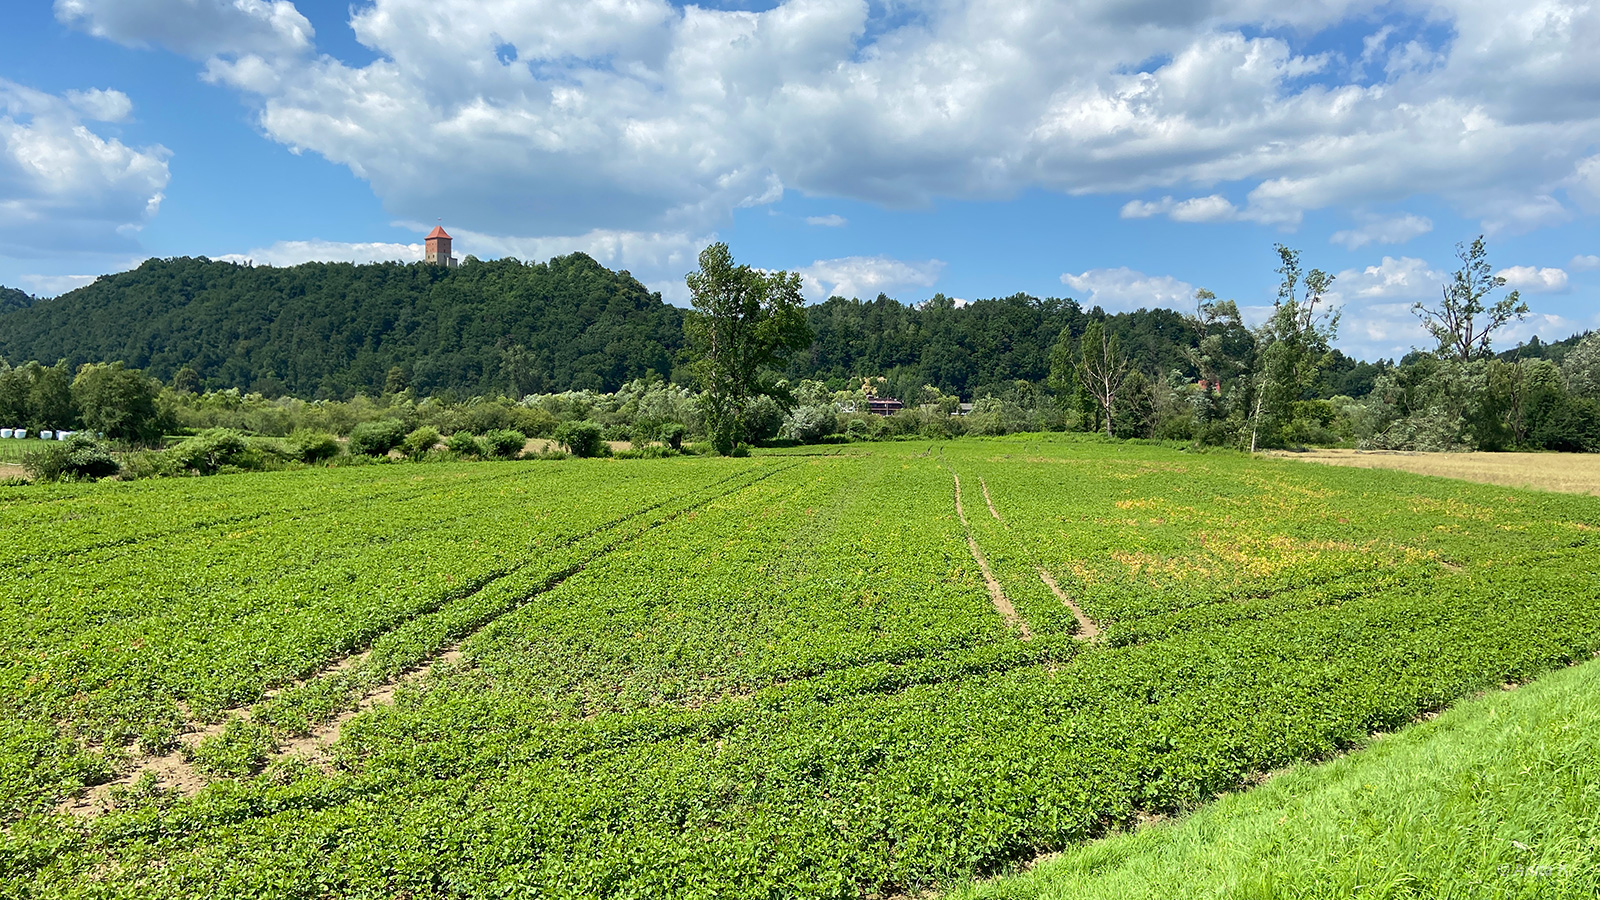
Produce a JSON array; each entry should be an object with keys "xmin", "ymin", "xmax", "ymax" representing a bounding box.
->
[{"xmin": 949, "ymin": 653, "xmax": 1600, "ymax": 899}]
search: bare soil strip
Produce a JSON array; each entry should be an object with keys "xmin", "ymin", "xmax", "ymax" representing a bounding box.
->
[
  {"xmin": 1035, "ymin": 568, "xmax": 1102, "ymax": 641},
  {"xmin": 952, "ymin": 472, "xmax": 1033, "ymax": 641},
  {"xmin": 980, "ymin": 478, "xmax": 1001, "ymax": 520},
  {"xmin": 978, "ymin": 477, "xmax": 1100, "ymax": 642}
]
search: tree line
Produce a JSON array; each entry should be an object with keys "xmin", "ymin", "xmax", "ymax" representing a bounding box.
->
[{"xmin": 3, "ymin": 237, "xmax": 1597, "ymax": 464}]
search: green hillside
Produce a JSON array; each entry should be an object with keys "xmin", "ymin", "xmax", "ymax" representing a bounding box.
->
[{"xmin": 0, "ymin": 255, "xmax": 685, "ymax": 398}]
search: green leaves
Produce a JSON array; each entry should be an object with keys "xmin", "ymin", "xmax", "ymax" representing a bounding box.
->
[{"xmin": 7, "ymin": 440, "xmax": 1600, "ymax": 898}]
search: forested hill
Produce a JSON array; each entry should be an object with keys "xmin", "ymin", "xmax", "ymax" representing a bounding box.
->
[
  {"xmin": 0, "ymin": 286, "xmax": 34, "ymax": 314},
  {"xmin": 0, "ymin": 255, "xmax": 685, "ymax": 398},
  {"xmin": 1, "ymin": 256, "xmax": 1390, "ymax": 400}
]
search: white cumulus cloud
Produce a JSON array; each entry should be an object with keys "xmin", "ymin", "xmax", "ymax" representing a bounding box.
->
[
  {"xmin": 805, "ymin": 214, "xmax": 847, "ymax": 227},
  {"xmin": 214, "ymin": 239, "xmax": 423, "ymax": 267},
  {"xmin": 54, "ymin": 0, "xmax": 314, "ymax": 57},
  {"xmin": 18, "ymin": 273, "xmax": 99, "ymax": 296},
  {"xmin": 1496, "ymin": 265, "xmax": 1569, "ymax": 293},
  {"xmin": 0, "ymin": 79, "xmax": 171, "ymax": 256},
  {"xmin": 1061, "ymin": 267, "xmax": 1196, "ymax": 310},
  {"xmin": 53, "ymin": 0, "xmax": 1600, "ymax": 267},
  {"xmin": 1330, "ymin": 213, "xmax": 1433, "ymax": 249},
  {"xmin": 1121, "ymin": 195, "xmax": 1242, "ymax": 223},
  {"xmin": 800, "ymin": 255, "xmax": 945, "ymax": 302},
  {"xmin": 1571, "ymin": 254, "xmax": 1600, "ymax": 271},
  {"xmin": 64, "ymin": 88, "xmax": 132, "ymax": 122}
]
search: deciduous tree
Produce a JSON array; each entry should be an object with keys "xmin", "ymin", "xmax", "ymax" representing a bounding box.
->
[
  {"xmin": 1078, "ymin": 320, "xmax": 1130, "ymax": 438},
  {"xmin": 1413, "ymin": 236, "xmax": 1528, "ymax": 361},
  {"xmin": 684, "ymin": 244, "xmax": 812, "ymax": 455}
]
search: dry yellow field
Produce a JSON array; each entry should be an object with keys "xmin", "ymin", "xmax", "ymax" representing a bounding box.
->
[{"xmin": 1266, "ymin": 448, "xmax": 1600, "ymax": 496}]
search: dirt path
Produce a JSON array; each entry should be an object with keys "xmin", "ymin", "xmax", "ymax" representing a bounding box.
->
[
  {"xmin": 952, "ymin": 472, "xmax": 1032, "ymax": 641},
  {"xmin": 977, "ymin": 476, "xmax": 1100, "ymax": 642}
]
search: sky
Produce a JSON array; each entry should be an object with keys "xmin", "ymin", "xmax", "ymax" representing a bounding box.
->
[{"xmin": 2, "ymin": 0, "xmax": 1598, "ymax": 362}]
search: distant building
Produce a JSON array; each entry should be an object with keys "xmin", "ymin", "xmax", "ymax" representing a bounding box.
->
[
  {"xmin": 425, "ymin": 225, "xmax": 458, "ymax": 268},
  {"xmin": 867, "ymin": 397, "xmax": 903, "ymax": 416}
]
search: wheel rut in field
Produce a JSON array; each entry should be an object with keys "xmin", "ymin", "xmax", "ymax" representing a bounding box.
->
[
  {"xmin": 57, "ymin": 463, "xmax": 796, "ymax": 817},
  {"xmin": 978, "ymin": 476, "xmax": 1100, "ymax": 642},
  {"xmin": 951, "ymin": 472, "xmax": 1033, "ymax": 641}
]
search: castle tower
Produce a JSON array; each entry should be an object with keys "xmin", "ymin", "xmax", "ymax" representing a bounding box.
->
[{"xmin": 425, "ymin": 225, "xmax": 457, "ymax": 268}]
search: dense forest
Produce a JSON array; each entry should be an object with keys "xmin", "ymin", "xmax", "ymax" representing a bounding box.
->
[
  {"xmin": 0, "ymin": 255, "xmax": 1382, "ymax": 401},
  {"xmin": 0, "ymin": 255, "xmax": 684, "ymax": 398},
  {"xmin": 0, "ymin": 286, "xmax": 35, "ymax": 315},
  {"xmin": 4, "ymin": 243, "xmax": 1598, "ymax": 456}
]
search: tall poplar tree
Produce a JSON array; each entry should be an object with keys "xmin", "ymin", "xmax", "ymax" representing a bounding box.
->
[{"xmin": 684, "ymin": 244, "xmax": 812, "ymax": 455}]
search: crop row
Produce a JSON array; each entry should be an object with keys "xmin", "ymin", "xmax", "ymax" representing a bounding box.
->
[
  {"xmin": 7, "ymin": 439, "xmax": 1600, "ymax": 898},
  {"xmin": 1, "ymin": 458, "xmax": 768, "ymax": 822}
]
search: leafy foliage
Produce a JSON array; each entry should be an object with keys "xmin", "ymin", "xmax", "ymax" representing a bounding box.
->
[
  {"xmin": 685, "ymin": 243, "xmax": 813, "ymax": 454},
  {"xmin": 0, "ymin": 255, "xmax": 684, "ymax": 398},
  {"xmin": 478, "ymin": 428, "xmax": 527, "ymax": 459},
  {"xmin": 554, "ymin": 419, "xmax": 604, "ymax": 457},
  {"xmin": 7, "ymin": 441, "xmax": 1600, "ymax": 899},
  {"xmin": 21, "ymin": 433, "xmax": 120, "ymax": 481},
  {"xmin": 347, "ymin": 419, "xmax": 407, "ymax": 456}
]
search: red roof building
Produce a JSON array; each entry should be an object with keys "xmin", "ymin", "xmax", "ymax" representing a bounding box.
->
[{"xmin": 425, "ymin": 225, "xmax": 457, "ymax": 268}]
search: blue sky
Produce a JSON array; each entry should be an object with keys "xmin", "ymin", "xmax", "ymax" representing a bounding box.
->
[{"xmin": 3, "ymin": 0, "xmax": 1599, "ymax": 362}]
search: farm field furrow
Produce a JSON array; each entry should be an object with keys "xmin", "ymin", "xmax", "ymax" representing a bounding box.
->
[{"xmin": 5, "ymin": 437, "xmax": 1600, "ymax": 898}]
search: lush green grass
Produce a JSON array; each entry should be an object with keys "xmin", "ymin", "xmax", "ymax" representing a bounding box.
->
[
  {"xmin": 951, "ymin": 650, "xmax": 1600, "ymax": 900},
  {"xmin": 3, "ymin": 438, "xmax": 1599, "ymax": 897}
]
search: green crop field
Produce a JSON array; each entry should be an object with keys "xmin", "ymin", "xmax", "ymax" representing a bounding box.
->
[
  {"xmin": 4, "ymin": 437, "xmax": 1599, "ymax": 898},
  {"xmin": 0, "ymin": 438, "xmax": 58, "ymax": 466}
]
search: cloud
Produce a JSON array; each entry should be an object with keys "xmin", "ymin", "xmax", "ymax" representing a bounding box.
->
[
  {"xmin": 210, "ymin": 226, "xmax": 714, "ymax": 303},
  {"xmin": 54, "ymin": 0, "xmax": 313, "ymax": 58},
  {"xmin": 1501, "ymin": 312, "xmax": 1582, "ymax": 348},
  {"xmin": 805, "ymin": 214, "xmax": 847, "ymax": 227},
  {"xmin": 1571, "ymin": 254, "xmax": 1600, "ymax": 271},
  {"xmin": 1328, "ymin": 256, "xmax": 1445, "ymax": 301},
  {"xmin": 18, "ymin": 273, "xmax": 98, "ymax": 296},
  {"xmin": 1120, "ymin": 195, "xmax": 1242, "ymax": 223},
  {"xmin": 1496, "ymin": 265, "xmax": 1569, "ymax": 293},
  {"xmin": 800, "ymin": 255, "xmax": 944, "ymax": 301},
  {"xmin": 60, "ymin": 1, "xmax": 1600, "ymax": 244},
  {"xmin": 0, "ymin": 79, "xmax": 171, "ymax": 256},
  {"xmin": 214, "ymin": 239, "xmax": 423, "ymax": 267},
  {"xmin": 1060, "ymin": 267, "xmax": 1196, "ymax": 310},
  {"xmin": 1329, "ymin": 213, "xmax": 1433, "ymax": 249},
  {"xmin": 64, "ymin": 88, "xmax": 132, "ymax": 122}
]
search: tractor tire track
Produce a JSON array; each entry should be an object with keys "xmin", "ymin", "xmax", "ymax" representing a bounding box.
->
[
  {"xmin": 978, "ymin": 475, "xmax": 1100, "ymax": 642},
  {"xmin": 950, "ymin": 471, "xmax": 1033, "ymax": 641},
  {"xmin": 57, "ymin": 463, "xmax": 798, "ymax": 816}
]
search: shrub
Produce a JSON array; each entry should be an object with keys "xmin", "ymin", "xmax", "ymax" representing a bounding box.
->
[
  {"xmin": 445, "ymin": 431, "xmax": 482, "ymax": 457},
  {"xmin": 555, "ymin": 420, "xmax": 605, "ymax": 457},
  {"xmin": 401, "ymin": 426, "xmax": 441, "ymax": 460},
  {"xmin": 782, "ymin": 405, "xmax": 837, "ymax": 443},
  {"xmin": 348, "ymin": 419, "xmax": 407, "ymax": 456},
  {"xmin": 845, "ymin": 419, "xmax": 872, "ymax": 441},
  {"xmin": 658, "ymin": 422, "xmax": 686, "ymax": 451},
  {"xmin": 22, "ymin": 434, "xmax": 121, "ymax": 481},
  {"xmin": 170, "ymin": 429, "xmax": 252, "ymax": 475},
  {"xmin": 119, "ymin": 449, "xmax": 179, "ymax": 480},
  {"xmin": 480, "ymin": 429, "xmax": 527, "ymax": 459},
  {"xmin": 286, "ymin": 430, "xmax": 341, "ymax": 463}
]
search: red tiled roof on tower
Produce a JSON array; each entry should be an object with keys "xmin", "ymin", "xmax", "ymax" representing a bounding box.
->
[{"xmin": 426, "ymin": 225, "xmax": 451, "ymax": 240}]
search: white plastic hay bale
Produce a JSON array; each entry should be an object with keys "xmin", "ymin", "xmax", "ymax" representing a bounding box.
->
[
  {"xmin": 39, "ymin": 430, "xmax": 53, "ymax": 440},
  {"xmin": 15, "ymin": 429, "xmax": 28, "ymax": 439},
  {"xmin": 57, "ymin": 431, "xmax": 71, "ymax": 440},
  {"xmin": 0, "ymin": 429, "xmax": 10, "ymax": 438}
]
